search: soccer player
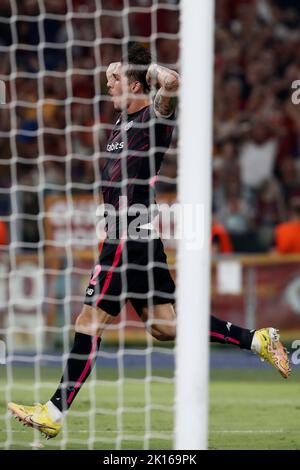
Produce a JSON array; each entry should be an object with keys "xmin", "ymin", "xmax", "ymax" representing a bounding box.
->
[{"xmin": 8, "ymin": 44, "xmax": 290, "ymax": 439}]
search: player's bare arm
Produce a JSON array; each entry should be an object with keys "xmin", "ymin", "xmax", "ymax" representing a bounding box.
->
[{"xmin": 146, "ymin": 64, "xmax": 179, "ymax": 117}]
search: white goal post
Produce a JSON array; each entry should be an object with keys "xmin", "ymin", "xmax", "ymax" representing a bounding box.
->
[{"xmin": 175, "ymin": 0, "xmax": 214, "ymax": 450}]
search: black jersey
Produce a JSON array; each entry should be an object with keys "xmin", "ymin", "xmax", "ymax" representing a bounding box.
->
[
  {"xmin": 86, "ymin": 106, "xmax": 176, "ymax": 314},
  {"xmin": 102, "ymin": 105, "xmax": 174, "ymax": 212}
]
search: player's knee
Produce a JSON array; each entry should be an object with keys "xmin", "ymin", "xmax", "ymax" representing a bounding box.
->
[
  {"xmin": 75, "ymin": 312, "xmax": 92, "ymax": 332},
  {"xmin": 75, "ymin": 312, "xmax": 88, "ymax": 328},
  {"xmin": 75, "ymin": 306, "xmax": 99, "ymax": 335},
  {"xmin": 151, "ymin": 324, "xmax": 176, "ymax": 341}
]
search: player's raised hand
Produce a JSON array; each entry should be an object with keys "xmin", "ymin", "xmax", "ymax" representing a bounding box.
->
[{"xmin": 106, "ymin": 62, "xmax": 122, "ymax": 82}]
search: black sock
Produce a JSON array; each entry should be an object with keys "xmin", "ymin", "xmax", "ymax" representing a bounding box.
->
[
  {"xmin": 210, "ymin": 315, "xmax": 254, "ymax": 350},
  {"xmin": 50, "ymin": 332, "xmax": 101, "ymax": 412}
]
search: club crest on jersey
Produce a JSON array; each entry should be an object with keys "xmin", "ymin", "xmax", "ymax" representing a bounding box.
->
[{"xmin": 124, "ymin": 120, "xmax": 133, "ymax": 131}]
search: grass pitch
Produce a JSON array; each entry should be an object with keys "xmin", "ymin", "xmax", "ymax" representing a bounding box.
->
[{"xmin": 0, "ymin": 366, "xmax": 300, "ymax": 450}]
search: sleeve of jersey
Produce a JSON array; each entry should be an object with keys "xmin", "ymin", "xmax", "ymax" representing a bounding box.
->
[{"xmin": 149, "ymin": 105, "xmax": 175, "ymax": 149}]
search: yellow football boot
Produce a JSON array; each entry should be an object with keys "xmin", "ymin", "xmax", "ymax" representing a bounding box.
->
[
  {"xmin": 253, "ymin": 328, "xmax": 291, "ymax": 379},
  {"xmin": 8, "ymin": 402, "xmax": 61, "ymax": 439}
]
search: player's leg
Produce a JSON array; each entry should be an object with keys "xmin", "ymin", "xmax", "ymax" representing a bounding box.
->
[
  {"xmin": 140, "ymin": 305, "xmax": 250, "ymax": 350},
  {"xmin": 8, "ymin": 304, "xmax": 115, "ymax": 438},
  {"xmin": 48, "ymin": 304, "xmax": 114, "ymax": 412},
  {"xmin": 210, "ymin": 314, "xmax": 254, "ymax": 349},
  {"xmin": 138, "ymin": 299, "xmax": 254, "ymax": 347},
  {"xmin": 8, "ymin": 240, "xmax": 124, "ymax": 438},
  {"xmin": 139, "ymin": 303, "xmax": 176, "ymax": 341},
  {"xmin": 209, "ymin": 315, "xmax": 290, "ymax": 378},
  {"xmin": 139, "ymin": 305, "xmax": 290, "ymax": 379}
]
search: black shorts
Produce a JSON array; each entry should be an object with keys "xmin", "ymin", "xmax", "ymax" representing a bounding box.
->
[{"xmin": 84, "ymin": 237, "xmax": 175, "ymax": 316}]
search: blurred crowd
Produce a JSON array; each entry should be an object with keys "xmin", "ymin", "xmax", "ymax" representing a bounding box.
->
[
  {"xmin": 214, "ymin": 0, "xmax": 300, "ymax": 252},
  {"xmin": 1, "ymin": 0, "xmax": 300, "ymax": 253}
]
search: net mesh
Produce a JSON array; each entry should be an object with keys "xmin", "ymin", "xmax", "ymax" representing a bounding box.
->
[{"xmin": 0, "ymin": 0, "xmax": 179, "ymax": 450}]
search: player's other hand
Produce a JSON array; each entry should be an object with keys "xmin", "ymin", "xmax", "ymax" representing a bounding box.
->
[{"xmin": 146, "ymin": 64, "xmax": 158, "ymax": 88}]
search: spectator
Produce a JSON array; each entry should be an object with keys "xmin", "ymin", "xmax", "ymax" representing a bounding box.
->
[
  {"xmin": 239, "ymin": 119, "xmax": 278, "ymax": 191},
  {"xmin": 278, "ymin": 156, "xmax": 300, "ymax": 204},
  {"xmin": 256, "ymin": 178, "xmax": 286, "ymax": 249},
  {"xmin": 212, "ymin": 214, "xmax": 233, "ymax": 254},
  {"xmin": 275, "ymin": 197, "xmax": 300, "ymax": 253}
]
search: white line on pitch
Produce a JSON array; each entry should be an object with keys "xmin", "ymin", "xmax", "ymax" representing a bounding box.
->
[{"xmin": 210, "ymin": 430, "xmax": 285, "ymax": 434}]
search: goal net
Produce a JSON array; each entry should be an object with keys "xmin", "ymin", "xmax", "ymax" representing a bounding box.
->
[{"xmin": 0, "ymin": 0, "xmax": 183, "ymax": 450}]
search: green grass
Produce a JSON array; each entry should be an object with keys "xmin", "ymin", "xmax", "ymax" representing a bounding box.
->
[
  {"xmin": 209, "ymin": 369, "xmax": 300, "ymax": 449},
  {"xmin": 1, "ymin": 366, "xmax": 300, "ymax": 450}
]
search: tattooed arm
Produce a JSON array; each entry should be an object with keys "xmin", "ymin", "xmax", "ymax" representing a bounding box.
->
[{"xmin": 146, "ymin": 64, "xmax": 179, "ymax": 118}]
